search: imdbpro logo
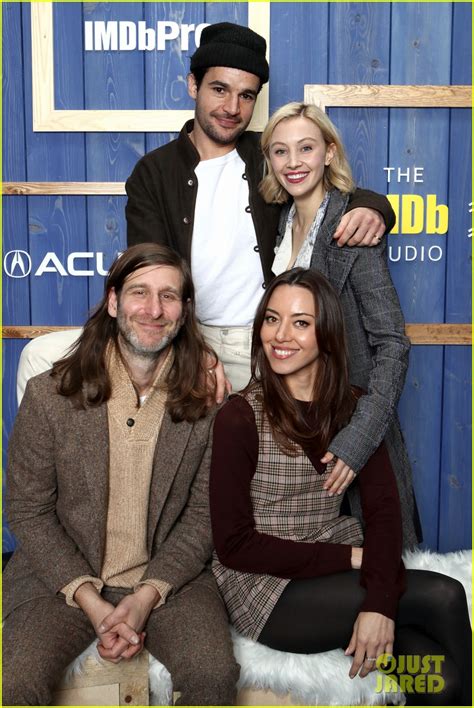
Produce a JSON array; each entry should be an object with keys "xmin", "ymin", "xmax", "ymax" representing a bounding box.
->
[{"xmin": 3, "ymin": 250, "xmax": 32, "ymax": 278}]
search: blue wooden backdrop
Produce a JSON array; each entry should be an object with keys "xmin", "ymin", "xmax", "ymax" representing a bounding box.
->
[{"xmin": 2, "ymin": 1, "xmax": 472, "ymax": 552}]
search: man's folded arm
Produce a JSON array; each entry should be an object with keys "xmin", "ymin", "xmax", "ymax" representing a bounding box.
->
[{"xmin": 7, "ymin": 379, "xmax": 97, "ymax": 594}]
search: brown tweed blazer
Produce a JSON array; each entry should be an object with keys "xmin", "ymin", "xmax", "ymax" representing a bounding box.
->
[
  {"xmin": 212, "ymin": 387, "xmax": 363, "ymax": 641},
  {"xmin": 3, "ymin": 371, "xmax": 215, "ymax": 620}
]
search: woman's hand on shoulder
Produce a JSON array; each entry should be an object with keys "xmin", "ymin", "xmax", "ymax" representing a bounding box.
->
[
  {"xmin": 345, "ymin": 611, "xmax": 395, "ymax": 679},
  {"xmin": 321, "ymin": 452, "xmax": 356, "ymax": 495}
]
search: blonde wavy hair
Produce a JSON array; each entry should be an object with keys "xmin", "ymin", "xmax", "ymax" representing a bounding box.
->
[{"xmin": 259, "ymin": 102, "xmax": 355, "ymax": 204}]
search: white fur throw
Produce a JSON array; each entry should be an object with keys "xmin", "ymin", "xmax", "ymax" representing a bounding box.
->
[
  {"xmin": 232, "ymin": 628, "xmax": 404, "ymax": 706},
  {"xmin": 64, "ymin": 549, "xmax": 471, "ymax": 706}
]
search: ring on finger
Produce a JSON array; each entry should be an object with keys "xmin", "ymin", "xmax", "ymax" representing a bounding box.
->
[{"xmin": 365, "ymin": 657, "xmax": 377, "ymax": 662}]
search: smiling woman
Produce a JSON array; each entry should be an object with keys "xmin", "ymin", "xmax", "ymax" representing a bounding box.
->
[
  {"xmin": 247, "ymin": 269, "xmax": 356, "ymax": 456},
  {"xmin": 260, "ymin": 284, "xmax": 319, "ymax": 394},
  {"xmin": 258, "ymin": 103, "xmax": 421, "ymax": 550},
  {"xmin": 209, "ymin": 268, "xmax": 472, "ymax": 706}
]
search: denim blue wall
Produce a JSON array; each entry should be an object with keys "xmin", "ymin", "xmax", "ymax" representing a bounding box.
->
[{"xmin": 3, "ymin": 2, "xmax": 472, "ymax": 552}]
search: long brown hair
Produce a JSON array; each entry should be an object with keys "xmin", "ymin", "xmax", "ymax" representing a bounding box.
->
[
  {"xmin": 249, "ymin": 268, "xmax": 356, "ymax": 454},
  {"xmin": 52, "ymin": 244, "xmax": 216, "ymax": 422}
]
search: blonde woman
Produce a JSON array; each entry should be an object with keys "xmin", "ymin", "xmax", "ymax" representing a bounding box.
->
[{"xmin": 260, "ymin": 103, "xmax": 420, "ymax": 548}]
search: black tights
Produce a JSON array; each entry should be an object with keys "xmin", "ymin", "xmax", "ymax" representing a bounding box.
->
[{"xmin": 259, "ymin": 570, "xmax": 471, "ymax": 705}]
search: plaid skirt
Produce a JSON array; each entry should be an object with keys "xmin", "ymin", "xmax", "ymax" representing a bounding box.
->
[{"xmin": 212, "ymin": 387, "xmax": 363, "ymax": 641}]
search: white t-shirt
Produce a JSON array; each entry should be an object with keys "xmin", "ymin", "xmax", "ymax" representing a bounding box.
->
[{"xmin": 191, "ymin": 149, "xmax": 265, "ymax": 326}]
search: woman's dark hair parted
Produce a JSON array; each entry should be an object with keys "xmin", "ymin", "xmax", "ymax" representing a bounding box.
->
[
  {"xmin": 52, "ymin": 243, "xmax": 216, "ymax": 422},
  {"xmin": 249, "ymin": 267, "xmax": 356, "ymax": 455}
]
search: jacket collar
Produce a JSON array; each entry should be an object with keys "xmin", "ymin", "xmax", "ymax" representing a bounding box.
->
[
  {"xmin": 146, "ymin": 410, "xmax": 194, "ymax": 551},
  {"xmin": 312, "ymin": 189, "xmax": 358, "ymax": 294},
  {"xmin": 276, "ymin": 189, "xmax": 356, "ymax": 294},
  {"xmin": 176, "ymin": 120, "xmax": 201, "ymax": 169},
  {"xmin": 317, "ymin": 189, "xmax": 350, "ymax": 246},
  {"xmin": 278, "ymin": 189, "xmax": 350, "ymax": 245}
]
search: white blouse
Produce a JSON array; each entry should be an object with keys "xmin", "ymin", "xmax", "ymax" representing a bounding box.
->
[{"xmin": 272, "ymin": 192, "xmax": 330, "ymax": 275}]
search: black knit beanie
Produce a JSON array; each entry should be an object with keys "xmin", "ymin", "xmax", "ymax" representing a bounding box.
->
[{"xmin": 190, "ymin": 22, "xmax": 269, "ymax": 84}]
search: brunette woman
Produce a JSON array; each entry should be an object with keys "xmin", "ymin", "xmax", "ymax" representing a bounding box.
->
[{"xmin": 210, "ymin": 269, "xmax": 471, "ymax": 705}]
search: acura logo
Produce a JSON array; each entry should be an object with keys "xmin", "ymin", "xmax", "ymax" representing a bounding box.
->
[
  {"xmin": 3, "ymin": 250, "xmax": 114, "ymax": 278},
  {"xmin": 3, "ymin": 250, "xmax": 32, "ymax": 278}
]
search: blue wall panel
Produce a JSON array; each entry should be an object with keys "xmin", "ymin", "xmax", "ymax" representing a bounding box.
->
[
  {"xmin": 144, "ymin": 2, "xmax": 202, "ymax": 153},
  {"xmin": 2, "ymin": 2, "xmax": 471, "ymax": 552},
  {"xmin": 3, "ymin": 4, "xmax": 30, "ymax": 551},
  {"xmin": 3, "ymin": 3, "xmax": 27, "ymax": 183},
  {"xmin": 3, "ymin": 3, "xmax": 30, "ymax": 326},
  {"xmin": 269, "ymin": 3, "xmax": 329, "ymax": 112},
  {"xmin": 387, "ymin": 1, "xmax": 454, "ymax": 550},
  {"xmin": 328, "ymin": 3, "xmax": 390, "ymax": 194},
  {"xmin": 83, "ymin": 2, "xmax": 145, "ymax": 305},
  {"xmin": 438, "ymin": 346, "xmax": 472, "ymax": 551},
  {"xmin": 22, "ymin": 4, "xmax": 89, "ymax": 326},
  {"xmin": 438, "ymin": 1, "xmax": 472, "ymax": 551},
  {"xmin": 53, "ymin": 3, "xmax": 85, "ymax": 111},
  {"xmin": 2, "ymin": 340, "xmax": 28, "ymax": 552}
]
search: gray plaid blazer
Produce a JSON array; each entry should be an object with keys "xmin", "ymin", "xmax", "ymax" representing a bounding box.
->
[
  {"xmin": 212, "ymin": 387, "xmax": 363, "ymax": 641},
  {"xmin": 277, "ymin": 189, "xmax": 420, "ymax": 548}
]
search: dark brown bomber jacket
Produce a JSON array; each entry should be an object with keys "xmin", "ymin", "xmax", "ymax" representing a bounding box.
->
[{"xmin": 125, "ymin": 119, "xmax": 395, "ymax": 286}]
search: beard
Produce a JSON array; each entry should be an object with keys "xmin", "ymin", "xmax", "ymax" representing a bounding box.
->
[
  {"xmin": 194, "ymin": 106, "xmax": 248, "ymax": 146},
  {"xmin": 116, "ymin": 311, "xmax": 181, "ymax": 360}
]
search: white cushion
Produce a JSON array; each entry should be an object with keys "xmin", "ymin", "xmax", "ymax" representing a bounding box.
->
[{"xmin": 63, "ymin": 548, "xmax": 472, "ymax": 705}]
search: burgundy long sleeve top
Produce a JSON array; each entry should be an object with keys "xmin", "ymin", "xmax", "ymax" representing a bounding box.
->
[{"xmin": 210, "ymin": 396, "xmax": 406, "ymax": 620}]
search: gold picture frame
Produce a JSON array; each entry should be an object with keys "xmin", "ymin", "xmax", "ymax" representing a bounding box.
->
[{"xmin": 304, "ymin": 84, "xmax": 471, "ymax": 110}]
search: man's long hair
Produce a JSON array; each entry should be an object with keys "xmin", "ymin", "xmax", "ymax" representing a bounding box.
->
[
  {"xmin": 248, "ymin": 268, "xmax": 356, "ymax": 455},
  {"xmin": 52, "ymin": 244, "xmax": 216, "ymax": 422}
]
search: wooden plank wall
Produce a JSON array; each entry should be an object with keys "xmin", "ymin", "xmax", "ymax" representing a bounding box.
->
[
  {"xmin": 2, "ymin": 1, "xmax": 471, "ymax": 552},
  {"xmin": 438, "ymin": 1, "xmax": 472, "ymax": 551},
  {"xmin": 389, "ymin": 2, "xmax": 451, "ymax": 550}
]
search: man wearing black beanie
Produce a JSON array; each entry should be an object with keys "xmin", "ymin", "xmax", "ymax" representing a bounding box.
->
[
  {"xmin": 17, "ymin": 22, "xmax": 395, "ymax": 403},
  {"xmin": 190, "ymin": 22, "xmax": 269, "ymax": 85},
  {"xmin": 124, "ymin": 21, "xmax": 395, "ymax": 393}
]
